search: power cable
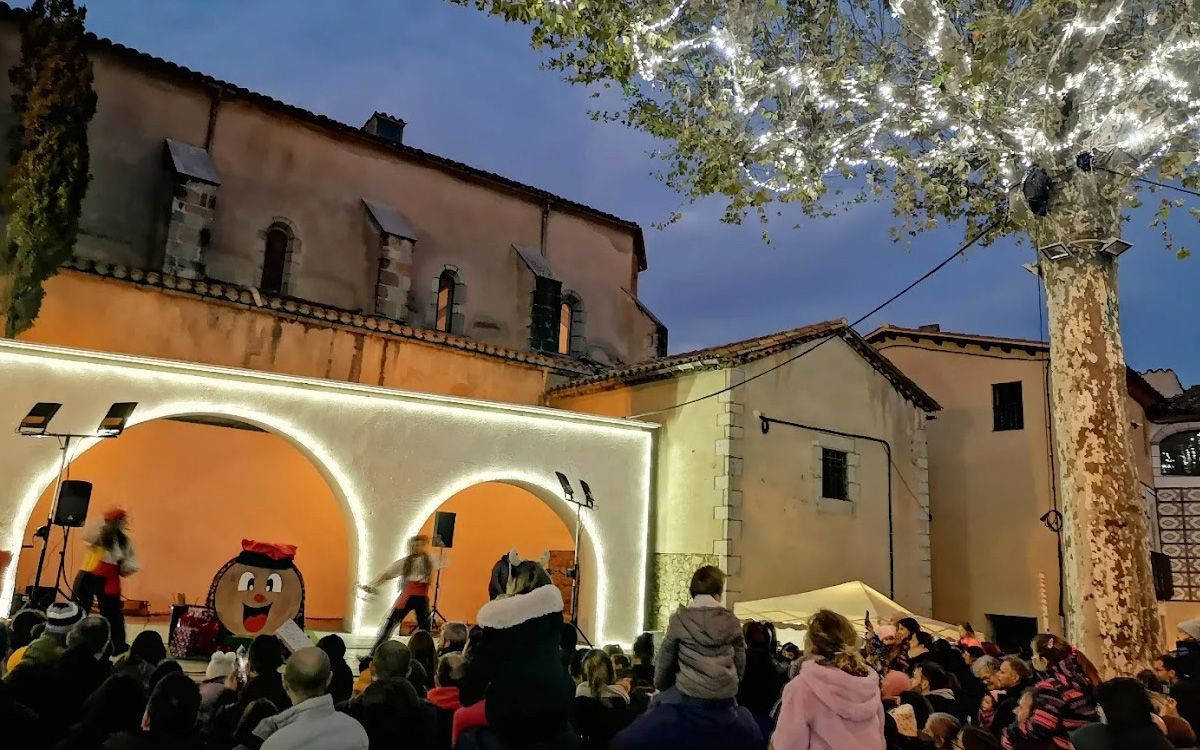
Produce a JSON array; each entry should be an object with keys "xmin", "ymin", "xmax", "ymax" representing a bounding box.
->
[
  {"xmin": 1094, "ymin": 166, "xmax": 1200, "ymax": 199},
  {"xmin": 627, "ymin": 215, "xmax": 1006, "ymax": 419}
]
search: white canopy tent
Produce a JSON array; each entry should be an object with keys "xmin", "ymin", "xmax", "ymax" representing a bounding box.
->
[{"xmin": 734, "ymin": 581, "xmax": 959, "ymax": 645}]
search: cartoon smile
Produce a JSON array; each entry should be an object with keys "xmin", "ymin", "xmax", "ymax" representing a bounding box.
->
[{"xmin": 243, "ymin": 603, "xmax": 273, "ymax": 633}]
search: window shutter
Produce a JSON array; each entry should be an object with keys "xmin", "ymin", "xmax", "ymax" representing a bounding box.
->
[{"xmin": 530, "ymin": 276, "xmax": 563, "ymax": 353}]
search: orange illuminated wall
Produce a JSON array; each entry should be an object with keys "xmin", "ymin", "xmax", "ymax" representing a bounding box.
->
[
  {"xmin": 416, "ymin": 482, "xmax": 573, "ymax": 625},
  {"xmin": 15, "ymin": 420, "xmax": 349, "ymax": 624}
]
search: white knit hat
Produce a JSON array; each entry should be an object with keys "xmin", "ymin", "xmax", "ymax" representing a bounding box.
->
[
  {"xmin": 206, "ymin": 651, "xmax": 237, "ymax": 680},
  {"xmin": 1179, "ymin": 619, "xmax": 1200, "ymax": 641},
  {"xmin": 45, "ymin": 601, "xmax": 83, "ymax": 637}
]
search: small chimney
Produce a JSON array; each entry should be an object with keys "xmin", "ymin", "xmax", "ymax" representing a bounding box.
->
[
  {"xmin": 363, "ymin": 112, "xmax": 406, "ymax": 145},
  {"xmin": 918, "ymin": 323, "xmax": 941, "ymax": 332}
]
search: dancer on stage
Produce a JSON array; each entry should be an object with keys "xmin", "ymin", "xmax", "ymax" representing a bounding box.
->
[
  {"xmin": 362, "ymin": 535, "xmax": 443, "ymax": 653},
  {"xmin": 73, "ymin": 507, "xmax": 139, "ymax": 652}
]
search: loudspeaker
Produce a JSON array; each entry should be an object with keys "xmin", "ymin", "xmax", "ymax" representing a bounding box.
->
[
  {"xmin": 432, "ymin": 512, "xmax": 456, "ymax": 549},
  {"xmin": 53, "ymin": 480, "xmax": 92, "ymax": 527},
  {"xmin": 1152, "ymin": 551, "xmax": 1175, "ymax": 601}
]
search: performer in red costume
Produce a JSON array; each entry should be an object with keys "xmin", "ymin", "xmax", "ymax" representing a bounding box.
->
[
  {"xmin": 74, "ymin": 507, "xmax": 139, "ymax": 653},
  {"xmin": 362, "ymin": 535, "xmax": 443, "ymax": 653}
]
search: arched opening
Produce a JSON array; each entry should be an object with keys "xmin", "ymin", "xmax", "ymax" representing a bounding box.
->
[
  {"xmin": 417, "ymin": 481, "xmax": 574, "ymax": 625},
  {"xmin": 14, "ymin": 417, "xmax": 350, "ymax": 629},
  {"xmin": 260, "ymin": 226, "xmax": 291, "ymax": 296},
  {"xmin": 1161, "ymin": 430, "xmax": 1200, "ymax": 477},
  {"xmin": 435, "ymin": 270, "xmax": 456, "ymax": 333}
]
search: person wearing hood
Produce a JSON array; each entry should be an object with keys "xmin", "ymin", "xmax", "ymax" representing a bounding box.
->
[
  {"xmin": 572, "ymin": 649, "xmax": 633, "ymax": 750},
  {"xmin": 772, "ymin": 608, "xmax": 885, "ymax": 750},
  {"xmin": 1069, "ymin": 677, "xmax": 1174, "ymax": 750},
  {"xmin": 654, "ymin": 565, "xmax": 746, "ymax": 701},
  {"xmin": 1002, "ymin": 634, "xmax": 1099, "ymax": 750}
]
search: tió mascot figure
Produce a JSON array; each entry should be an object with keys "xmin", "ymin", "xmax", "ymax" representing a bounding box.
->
[{"xmin": 208, "ymin": 540, "xmax": 305, "ymax": 637}]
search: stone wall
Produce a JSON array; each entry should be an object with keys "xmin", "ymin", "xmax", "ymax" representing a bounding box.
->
[{"xmin": 652, "ymin": 552, "xmax": 719, "ymax": 630}]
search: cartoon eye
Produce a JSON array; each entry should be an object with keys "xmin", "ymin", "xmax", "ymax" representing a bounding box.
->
[
  {"xmin": 237, "ymin": 572, "xmax": 255, "ymax": 591},
  {"xmin": 265, "ymin": 573, "xmax": 283, "ymax": 593}
]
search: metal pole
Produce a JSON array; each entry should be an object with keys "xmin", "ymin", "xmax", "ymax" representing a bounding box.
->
[{"xmin": 32, "ymin": 436, "xmax": 71, "ymax": 599}]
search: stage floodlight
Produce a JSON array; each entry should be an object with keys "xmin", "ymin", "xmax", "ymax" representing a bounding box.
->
[
  {"xmin": 97, "ymin": 402, "xmax": 137, "ymax": 437},
  {"xmin": 555, "ymin": 471, "xmax": 575, "ymax": 501},
  {"xmin": 18, "ymin": 402, "xmax": 61, "ymax": 436},
  {"xmin": 1037, "ymin": 243, "xmax": 1071, "ymax": 262},
  {"xmin": 580, "ymin": 480, "xmax": 596, "ymax": 509},
  {"xmin": 1100, "ymin": 238, "xmax": 1133, "ymax": 258}
]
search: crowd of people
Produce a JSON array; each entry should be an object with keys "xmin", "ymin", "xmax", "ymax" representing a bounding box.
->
[{"xmin": 2, "ymin": 561, "xmax": 1199, "ymax": 750}]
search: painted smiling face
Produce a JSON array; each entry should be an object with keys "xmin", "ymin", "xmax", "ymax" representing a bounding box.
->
[{"xmin": 208, "ymin": 540, "xmax": 305, "ymax": 637}]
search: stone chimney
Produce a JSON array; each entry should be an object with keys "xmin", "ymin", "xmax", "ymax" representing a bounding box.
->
[
  {"xmin": 362, "ymin": 112, "xmax": 406, "ymax": 145},
  {"xmin": 918, "ymin": 323, "xmax": 941, "ymax": 332}
]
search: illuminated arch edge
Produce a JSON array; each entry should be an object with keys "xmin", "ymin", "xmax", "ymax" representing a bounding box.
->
[
  {"xmin": 0, "ymin": 402, "xmax": 369, "ymax": 632},
  {"xmin": 395, "ymin": 467, "xmax": 651, "ymax": 647}
]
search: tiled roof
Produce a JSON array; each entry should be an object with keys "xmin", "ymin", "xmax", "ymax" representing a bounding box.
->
[
  {"xmin": 60, "ymin": 257, "xmax": 599, "ymax": 376},
  {"xmin": 1150, "ymin": 385, "xmax": 1200, "ymax": 421},
  {"xmin": 548, "ymin": 320, "xmax": 941, "ymax": 412},
  {"xmin": 866, "ymin": 324, "xmax": 1167, "ymax": 411},
  {"xmin": 0, "ymin": 3, "xmax": 648, "ymax": 272}
]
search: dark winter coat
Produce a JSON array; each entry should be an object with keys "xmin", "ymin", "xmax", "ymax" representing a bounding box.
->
[
  {"xmin": 571, "ymin": 685, "xmax": 634, "ymax": 750},
  {"xmin": 338, "ymin": 677, "xmax": 436, "ymax": 750},
  {"xmin": 206, "ymin": 672, "xmax": 289, "ymax": 749},
  {"xmin": 456, "ymin": 726, "xmax": 582, "ymax": 750},
  {"xmin": 737, "ymin": 649, "xmax": 787, "ymax": 723},
  {"xmin": 655, "ymin": 596, "xmax": 747, "ymax": 700},
  {"xmin": 1171, "ymin": 677, "xmax": 1200, "ymax": 744},
  {"xmin": 1069, "ymin": 722, "xmax": 1175, "ymax": 750},
  {"xmin": 101, "ymin": 731, "xmax": 204, "ymax": 750},
  {"xmin": 460, "ymin": 584, "xmax": 576, "ymax": 743},
  {"xmin": 982, "ymin": 681, "xmax": 1031, "ymax": 737},
  {"xmin": 610, "ymin": 692, "xmax": 764, "ymax": 750},
  {"xmin": 0, "ymin": 680, "xmax": 41, "ymax": 748}
]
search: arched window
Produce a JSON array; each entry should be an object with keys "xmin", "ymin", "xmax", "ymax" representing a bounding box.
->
[
  {"xmin": 558, "ymin": 300, "xmax": 573, "ymax": 355},
  {"xmin": 435, "ymin": 270, "xmax": 456, "ymax": 333},
  {"xmin": 261, "ymin": 226, "xmax": 290, "ymax": 296},
  {"xmin": 1161, "ymin": 430, "xmax": 1200, "ymax": 476}
]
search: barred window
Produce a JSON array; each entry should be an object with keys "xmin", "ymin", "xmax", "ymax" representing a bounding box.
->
[
  {"xmin": 992, "ymin": 381, "xmax": 1024, "ymax": 431},
  {"xmin": 822, "ymin": 449, "xmax": 849, "ymax": 501}
]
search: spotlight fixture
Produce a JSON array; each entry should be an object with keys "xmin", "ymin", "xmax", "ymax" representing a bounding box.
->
[
  {"xmin": 580, "ymin": 480, "xmax": 596, "ymax": 509},
  {"xmin": 1037, "ymin": 242, "xmax": 1071, "ymax": 262},
  {"xmin": 555, "ymin": 471, "xmax": 575, "ymax": 501},
  {"xmin": 17, "ymin": 403, "xmax": 61, "ymax": 436},
  {"xmin": 96, "ymin": 402, "xmax": 137, "ymax": 437},
  {"xmin": 1100, "ymin": 238, "xmax": 1133, "ymax": 258}
]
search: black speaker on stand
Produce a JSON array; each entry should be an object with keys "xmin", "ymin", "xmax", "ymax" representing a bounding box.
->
[
  {"xmin": 430, "ymin": 512, "xmax": 455, "ymax": 628},
  {"xmin": 42, "ymin": 480, "xmax": 92, "ymax": 604}
]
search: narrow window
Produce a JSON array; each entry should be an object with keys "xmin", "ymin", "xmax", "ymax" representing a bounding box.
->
[
  {"xmin": 992, "ymin": 381, "xmax": 1024, "ymax": 431},
  {"xmin": 558, "ymin": 301, "xmax": 573, "ymax": 355},
  {"xmin": 261, "ymin": 227, "xmax": 289, "ymax": 296},
  {"xmin": 822, "ymin": 449, "xmax": 849, "ymax": 501},
  {"xmin": 435, "ymin": 271, "xmax": 456, "ymax": 333}
]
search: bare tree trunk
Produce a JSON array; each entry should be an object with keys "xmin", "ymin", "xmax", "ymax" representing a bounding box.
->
[{"xmin": 1041, "ymin": 217, "xmax": 1161, "ymax": 675}]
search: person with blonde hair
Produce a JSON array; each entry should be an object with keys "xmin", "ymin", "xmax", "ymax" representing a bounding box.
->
[
  {"xmin": 772, "ymin": 609, "xmax": 885, "ymax": 749},
  {"xmin": 572, "ymin": 649, "xmax": 633, "ymax": 749}
]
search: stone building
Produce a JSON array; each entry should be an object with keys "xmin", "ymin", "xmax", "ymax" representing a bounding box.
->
[
  {"xmin": 866, "ymin": 325, "xmax": 1198, "ymax": 648},
  {"xmin": 549, "ymin": 321, "xmax": 941, "ymax": 628}
]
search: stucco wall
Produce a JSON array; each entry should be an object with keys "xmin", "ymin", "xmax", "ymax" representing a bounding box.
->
[
  {"xmin": 874, "ymin": 342, "xmax": 1061, "ymax": 633},
  {"xmin": 0, "ymin": 21, "xmax": 659, "ymax": 365},
  {"xmin": 19, "ymin": 271, "xmax": 553, "ymax": 405},
  {"xmin": 737, "ymin": 340, "xmax": 932, "ymax": 614}
]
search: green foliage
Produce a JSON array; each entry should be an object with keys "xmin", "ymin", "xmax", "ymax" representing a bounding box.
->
[
  {"xmin": 0, "ymin": 0, "xmax": 96, "ymax": 337},
  {"xmin": 450, "ymin": 0, "xmax": 1199, "ymax": 250}
]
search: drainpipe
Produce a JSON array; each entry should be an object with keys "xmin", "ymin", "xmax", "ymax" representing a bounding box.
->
[
  {"xmin": 204, "ymin": 87, "xmax": 223, "ymax": 151},
  {"xmin": 539, "ymin": 201, "xmax": 551, "ymax": 257},
  {"xmin": 756, "ymin": 412, "xmax": 897, "ymax": 600}
]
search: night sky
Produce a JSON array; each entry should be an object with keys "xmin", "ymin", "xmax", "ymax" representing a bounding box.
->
[{"xmin": 71, "ymin": 1, "xmax": 1200, "ymax": 384}]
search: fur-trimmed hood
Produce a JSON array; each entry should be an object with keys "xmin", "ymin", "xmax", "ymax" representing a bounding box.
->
[{"xmin": 476, "ymin": 584, "xmax": 563, "ymax": 629}]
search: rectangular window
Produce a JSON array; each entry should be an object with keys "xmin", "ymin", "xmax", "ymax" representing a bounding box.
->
[
  {"xmin": 821, "ymin": 448, "xmax": 849, "ymax": 500},
  {"xmin": 992, "ymin": 381, "xmax": 1024, "ymax": 431},
  {"xmin": 529, "ymin": 275, "xmax": 563, "ymax": 353}
]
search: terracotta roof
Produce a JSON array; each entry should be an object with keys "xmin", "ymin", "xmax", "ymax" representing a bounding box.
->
[
  {"xmin": 0, "ymin": 3, "xmax": 648, "ymax": 272},
  {"xmin": 548, "ymin": 320, "xmax": 941, "ymax": 411},
  {"xmin": 60, "ymin": 257, "xmax": 599, "ymax": 376},
  {"xmin": 1150, "ymin": 385, "xmax": 1200, "ymax": 422},
  {"xmin": 866, "ymin": 324, "xmax": 1168, "ymax": 411}
]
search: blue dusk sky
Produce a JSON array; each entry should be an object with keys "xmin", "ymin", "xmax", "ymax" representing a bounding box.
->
[{"xmin": 65, "ymin": 0, "xmax": 1200, "ymax": 384}]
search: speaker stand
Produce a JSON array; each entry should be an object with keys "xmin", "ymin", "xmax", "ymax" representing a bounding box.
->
[
  {"xmin": 31, "ymin": 435, "xmax": 73, "ymax": 604},
  {"xmin": 566, "ymin": 497, "xmax": 593, "ymax": 647},
  {"xmin": 428, "ymin": 547, "xmax": 448, "ymax": 630}
]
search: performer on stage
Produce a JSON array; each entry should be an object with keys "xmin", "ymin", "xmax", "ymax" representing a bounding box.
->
[
  {"xmin": 362, "ymin": 535, "xmax": 442, "ymax": 653},
  {"xmin": 73, "ymin": 507, "xmax": 139, "ymax": 652}
]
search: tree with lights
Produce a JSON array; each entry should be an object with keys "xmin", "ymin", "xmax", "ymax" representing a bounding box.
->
[
  {"xmin": 458, "ymin": 0, "xmax": 1200, "ymax": 674},
  {"xmin": 1, "ymin": 0, "xmax": 96, "ymax": 337}
]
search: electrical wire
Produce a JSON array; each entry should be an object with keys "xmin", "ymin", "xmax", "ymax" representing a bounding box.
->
[
  {"xmin": 1096, "ymin": 166, "xmax": 1200, "ymax": 199},
  {"xmin": 627, "ymin": 215, "xmax": 1006, "ymax": 419}
]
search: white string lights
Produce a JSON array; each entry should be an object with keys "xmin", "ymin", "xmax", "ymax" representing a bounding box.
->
[{"xmin": 562, "ymin": 0, "xmax": 1200, "ymax": 196}]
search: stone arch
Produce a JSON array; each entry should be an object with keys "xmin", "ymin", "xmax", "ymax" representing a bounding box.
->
[
  {"xmin": 4, "ymin": 402, "xmax": 369, "ymax": 630},
  {"xmin": 430, "ymin": 264, "xmax": 466, "ymax": 334},
  {"xmin": 1151, "ymin": 421, "xmax": 1200, "ymax": 477},
  {"xmin": 400, "ymin": 469, "xmax": 613, "ymax": 642}
]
